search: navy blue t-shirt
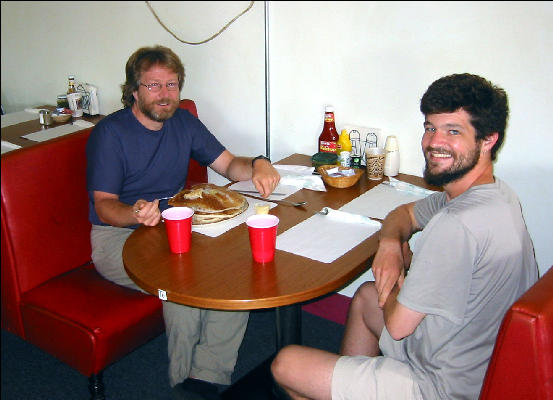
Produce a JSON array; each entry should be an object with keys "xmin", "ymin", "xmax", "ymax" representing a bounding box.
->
[{"xmin": 86, "ymin": 107, "xmax": 225, "ymax": 227}]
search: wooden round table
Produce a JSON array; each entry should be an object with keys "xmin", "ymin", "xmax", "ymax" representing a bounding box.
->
[{"xmin": 123, "ymin": 154, "xmax": 438, "ymax": 342}]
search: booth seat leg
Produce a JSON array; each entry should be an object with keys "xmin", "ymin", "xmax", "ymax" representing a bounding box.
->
[{"xmin": 88, "ymin": 372, "xmax": 106, "ymax": 400}]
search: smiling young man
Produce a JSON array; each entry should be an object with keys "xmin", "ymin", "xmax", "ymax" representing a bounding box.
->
[
  {"xmin": 86, "ymin": 46, "xmax": 280, "ymax": 400},
  {"xmin": 271, "ymin": 73, "xmax": 538, "ymax": 400}
]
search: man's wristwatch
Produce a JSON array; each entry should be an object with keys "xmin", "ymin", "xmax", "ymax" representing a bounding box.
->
[{"xmin": 251, "ymin": 155, "xmax": 271, "ymax": 167}]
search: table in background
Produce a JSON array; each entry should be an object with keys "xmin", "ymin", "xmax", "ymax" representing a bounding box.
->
[
  {"xmin": 1, "ymin": 105, "xmax": 103, "ymax": 150},
  {"xmin": 123, "ymin": 153, "xmax": 438, "ymax": 398}
]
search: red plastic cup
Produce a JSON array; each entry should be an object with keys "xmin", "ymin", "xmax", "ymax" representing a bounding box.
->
[
  {"xmin": 246, "ymin": 214, "xmax": 279, "ymax": 263},
  {"xmin": 161, "ymin": 207, "xmax": 195, "ymax": 254}
]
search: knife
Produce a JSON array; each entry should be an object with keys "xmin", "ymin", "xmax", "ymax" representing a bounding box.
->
[
  {"xmin": 236, "ymin": 190, "xmax": 287, "ymax": 196},
  {"xmin": 236, "ymin": 192, "xmax": 307, "ymax": 207}
]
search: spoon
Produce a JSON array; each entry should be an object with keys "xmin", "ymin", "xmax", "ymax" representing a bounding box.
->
[{"xmin": 317, "ymin": 207, "xmax": 383, "ymax": 222}]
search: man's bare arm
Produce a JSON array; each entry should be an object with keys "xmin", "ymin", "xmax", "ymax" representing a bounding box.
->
[
  {"xmin": 93, "ymin": 191, "xmax": 160, "ymax": 227},
  {"xmin": 209, "ymin": 150, "xmax": 280, "ymax": 197},
  {"xmin": 383, "ymin": 284, "xmax": 425, "ymax": 340},
  {"xmin": 373, "ymin": 202, "xmax": 421, "ymax": 307}
]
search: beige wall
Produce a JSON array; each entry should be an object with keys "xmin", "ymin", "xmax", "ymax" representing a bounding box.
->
[{"xmin": 2, "ymin": 1, "xmax": 552, "ymax": 276}]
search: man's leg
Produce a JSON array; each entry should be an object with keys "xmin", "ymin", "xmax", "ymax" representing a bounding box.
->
[
  {"xmin": 91, "ymin": 225, "xmax": 203, "ymax": 389},
  {"xmin": 340, "ymin": 281, "xmax": 384, "ymax": 356},
  {"xmin": 164, "ymin": 302, "xmax": 203, "ymax": 387},
  {"xmin": 90, "ymin": 225, "xmax": 144, "ymax": 291},
  {"xmin": 189, "ymin": 309, "xmax": 249, "ymax": 385},
  {"xmin": 271, "ymin": 345, "xmax": 340, "ymax": 400}
]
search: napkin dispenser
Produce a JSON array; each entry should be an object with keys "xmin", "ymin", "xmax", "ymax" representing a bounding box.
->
[{"xmin": 76, "ymin": 82, "xmax": 100, "ymax": 115}]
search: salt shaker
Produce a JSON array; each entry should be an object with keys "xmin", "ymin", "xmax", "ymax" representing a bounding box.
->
[{"xmin": 384, "ymin": 135, "xmax": 400, "ymax": 177}]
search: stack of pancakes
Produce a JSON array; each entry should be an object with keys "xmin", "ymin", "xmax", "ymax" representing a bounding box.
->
[{"xmin": 168, "ymin": 183, "xmax": 248, "ymax": 225}]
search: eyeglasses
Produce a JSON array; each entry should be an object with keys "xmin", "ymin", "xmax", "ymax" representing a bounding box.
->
[{"xmin": 139, "ymin": 82, "xmax": 179, "ymax": 93}]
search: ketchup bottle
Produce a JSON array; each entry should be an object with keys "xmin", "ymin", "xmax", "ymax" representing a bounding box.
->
[{"xmin": 318, "ymin": 106, "xmax": 339, "ymax": 154}]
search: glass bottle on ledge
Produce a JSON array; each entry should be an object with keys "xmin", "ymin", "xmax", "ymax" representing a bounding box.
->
[
  {"xmin": 318, "ymin": 106, "xmax": 339, "ymax": 154},
  {"xmin": 67, "ymin": 75, "xmax": 76, "ymax": 94}
]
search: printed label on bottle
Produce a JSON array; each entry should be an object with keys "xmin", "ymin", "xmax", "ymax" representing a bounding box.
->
[
  {"xmin": 324, "ymin": 113, "xmax": 335, "ymax": 123},
  {"xmin": 320, "ymin": 141, "xmax": 337, "ymax": 153}
]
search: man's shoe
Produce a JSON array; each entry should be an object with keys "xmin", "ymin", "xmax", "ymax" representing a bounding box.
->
[{"xmin": 172, "ymin": 378, "xmax": 222, "ymax": 400}]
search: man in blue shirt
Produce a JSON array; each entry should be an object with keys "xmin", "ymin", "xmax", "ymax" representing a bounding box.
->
[{"xmin": 87, "ymin": 45, "xmax": 280, "ymax": 400}]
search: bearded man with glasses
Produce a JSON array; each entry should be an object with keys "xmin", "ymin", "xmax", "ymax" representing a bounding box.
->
[{"xmin": 86, "ymin": 45, "xmax": 280, "ymax": 400}]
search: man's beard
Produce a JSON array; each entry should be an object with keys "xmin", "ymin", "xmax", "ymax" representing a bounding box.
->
[
  {"xmin": 136, "ymin": 96, "xmax": 179, "ymax": 122},
  {"xmin": 423, "ymin": 141, "xmax": 481, "ymax": 186}
]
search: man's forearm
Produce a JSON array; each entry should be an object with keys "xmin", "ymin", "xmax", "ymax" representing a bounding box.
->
[
  {"xmin": 379, "ymin": 203, "xmax": 417, "ymax": 244},
  {"xmin": 224, "ymin": 156, "xmax": 254, "ymax": 182},
  {"xmin": 95, "ymin": 198, "xmax": 137, "ymax": 227}
]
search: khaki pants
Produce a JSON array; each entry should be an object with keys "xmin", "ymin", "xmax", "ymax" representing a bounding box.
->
[{"xmin": 91, "ymin": 225, "xmax": 249, "ymax": 386}]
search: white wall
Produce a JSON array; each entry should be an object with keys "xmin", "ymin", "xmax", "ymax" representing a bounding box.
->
[{"xmin": 2, "ymin": 1, "xmax": 551, "ymax": 276}]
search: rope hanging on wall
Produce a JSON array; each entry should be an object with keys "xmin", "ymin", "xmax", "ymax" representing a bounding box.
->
[{"xmin": 145, "ymin": 1, "xmax": 255, "ymax": 45}]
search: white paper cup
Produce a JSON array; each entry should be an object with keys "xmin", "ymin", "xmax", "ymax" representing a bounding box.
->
[{"xmin": 67, "ymin": 93, "xmax": 83, "ymax": 117}]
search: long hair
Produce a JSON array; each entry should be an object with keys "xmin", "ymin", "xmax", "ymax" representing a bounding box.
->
[
  {"xmin": 420, "ymin": 73, "xmax": 509, "ymax": 161},
  {"xmin": 121, "ymin": 45, "xmax": 185, "ymax": 108}
]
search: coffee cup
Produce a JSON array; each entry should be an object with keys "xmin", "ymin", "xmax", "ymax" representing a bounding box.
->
[{"xmin": 365, "ymin": 147, "xmax": 386, "ymax": 180}]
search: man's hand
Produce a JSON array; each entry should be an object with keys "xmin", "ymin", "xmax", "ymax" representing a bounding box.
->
[
  {"xmin": 210, "ymin": 151, "xmax": 281, "ymax": 198},
  {"xmin": 133, "ymin": 199, "xmax": 161, "ymax": 226},
  {"xmin": 373, "ymin": 238, "xmax": 406, "ymax": 308},
  {"xmin": 94, "ymin": 191, "xmax": 161, "ymax": 228},
  {"xmin": 252, "ymin": 159, "xmax": 280, "ymax": 198}
]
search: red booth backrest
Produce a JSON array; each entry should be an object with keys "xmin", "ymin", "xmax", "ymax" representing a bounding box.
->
[
  {"xmin": 179, "ymin": 99, "xmax": 208, "ymax": 187},
  {"xmin": 1, "ymin": 130, "xmax": 94, "ymax": 335}
]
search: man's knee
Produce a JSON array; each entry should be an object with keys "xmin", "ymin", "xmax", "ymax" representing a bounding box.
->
[
  {"xmin": 271, "ymin": 344, "xmax": 302, "ymax": 383},
  {"xmin": 351, "ymin": 281, "xmax": 377, "ymax": 308}
]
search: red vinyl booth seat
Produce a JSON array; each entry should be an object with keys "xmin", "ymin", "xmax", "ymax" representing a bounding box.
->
[
  {"xmin": 1, "ymin": 99, "xmax": 207, "ymax": 399},
  {"xmin": 480, "ymin": 266, "xmax": 553, "ymax": 400}
]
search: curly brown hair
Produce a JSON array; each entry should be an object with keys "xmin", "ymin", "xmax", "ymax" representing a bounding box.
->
[
  {"xmin": 120, "ymin": 45, "xmax": 185, "ymax": 108},
  {"xmin": 420, "ymin": 73, "xmax": 509, "ymax": 161}
]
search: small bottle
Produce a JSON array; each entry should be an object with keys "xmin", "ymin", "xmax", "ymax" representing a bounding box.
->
[
  {"xmin": 384, "ymin": 135, "xmax": 400, "ymax": 177},
  {"xmin": 318, "ymin": 106, "xmax": 339, "ymax": 154},
  {"xmin": 337, "ymin": 129, "xmax": 352, "ymax": 167},
  {"xmin": 67, "ymin": 75, "xmax": 76, "ymax": 94}
]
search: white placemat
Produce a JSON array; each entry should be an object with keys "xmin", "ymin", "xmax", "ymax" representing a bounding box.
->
[
  {"xmin": 228, "ymin": 164, "xmax": 324, "ymax": 199},
  {"xmin": 21, "ymin": 124, "xmax": 83, "ymax": 142},
  {"xmin": 191, "ymin": 199, "xmax": 277, "ymax": 237},
  {"xmin": 1, "ymin": 110, "xmax": 39, "ymax": 128},
  {"xmin": 228, "ymin": 180, "xmax": 301, "ymax": 200},
  {"xmin": 276, "ymin": 210, "xmax": 381, "ymax": 264},
  {"xmin": 1, "ymin": 140, "xmax": 21, "ymax": 154},
  {"xmin": 275, "ymin": 181, "xmax": 436, "ymax": 264},
  {"xmin": 341, "ymin": 182, "xmax": 435, "ymax": 220}
]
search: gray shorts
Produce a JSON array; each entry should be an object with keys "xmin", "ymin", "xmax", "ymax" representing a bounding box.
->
[{"xmin": 331, "ymin": 355, "xmax": 423, "ymax": 400}]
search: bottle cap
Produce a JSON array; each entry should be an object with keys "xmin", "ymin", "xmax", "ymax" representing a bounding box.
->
[
  {"xmin": 325, "ymin": 106, "xmax": 334, "ymax": 113},
  {"xmin": 384, "ymin": 135, "xmax": 399, "ymax": 151}
]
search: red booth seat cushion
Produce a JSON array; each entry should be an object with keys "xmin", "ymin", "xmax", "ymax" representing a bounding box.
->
[{"xmin": 20, "ymin": 264, "xmax": 164, "ymax": 375}]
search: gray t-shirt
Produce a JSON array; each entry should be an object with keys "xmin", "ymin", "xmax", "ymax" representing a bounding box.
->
[{"xmin": 379, "ymin": 178, "xmax": 538, "ymax": 400}]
